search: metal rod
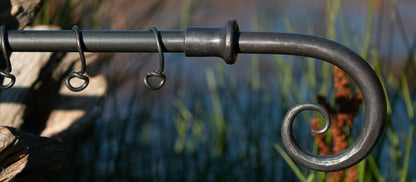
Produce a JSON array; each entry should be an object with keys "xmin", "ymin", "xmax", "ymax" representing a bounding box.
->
[
  {"xmin": 1, "ymin": 20, "xmax": 386, "ymax": 172},
  {"xmin": 7, "ymin": 30, "xmax": 185, "ymax": 52}
]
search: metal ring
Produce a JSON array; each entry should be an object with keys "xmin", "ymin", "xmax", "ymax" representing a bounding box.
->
[
  {"xmin": 151, "ymin": 26, "xmax": 164, "ymax": 73},
  {"xmin": 73, "ymin": 25, "xmax": 86, "ymax": 74},
  {"xmin": 0, "ymin": 71, "xmax": 15, "ymax": 89},
  {"xmin": 65, "ymin": 71, "xmax": 89, "ymax": 92},
  {"xmin": 65, "ymin": 25, "xmax": 89, "ymax": 92},
  {"xmin": 144, "ymin": 26, "xmax": 166, "ymax": 90},
  {"xmin": 0, "ymin": 25, "xmax": 15, "ymax": 89},
  {"xmin": 143, "ymin": 71, "xmax": 166, "ymax": 90}
]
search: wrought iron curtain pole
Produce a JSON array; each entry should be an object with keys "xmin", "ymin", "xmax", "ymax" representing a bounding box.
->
[{"xmin": 1, "ymin": 20, "xmax": 386, "ymax": 172}]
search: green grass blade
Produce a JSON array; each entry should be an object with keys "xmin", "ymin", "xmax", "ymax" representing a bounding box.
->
[
  {"xmin": 361, "ymin": 0, "xmax": 375, "ymax": 60},
  {"xmin": 43, "ymin": 0, "xmax": 50, "ymax": 25},
  {"xmin": 400, "ymin": 125, "xmax": 414, "ymax": 182},
  {"xmin": 368, "ymin": 154, "xmax": 385, "ymax": 182},
  {"xmin": 206, "ymin": 68, "xmax": 226, "ymax": 155},
  {"xmin": 358, "ymin": 159, "xmax": 366, "ymax": 182},
  {"xmin": 283, "ymin": 17, "xmax": 294, "ymax": 33},
  {"xmin": 206, "ymin": 69, "xmax": 225, "ymax": 129},
  {"xmin": 306, "ymin": 25, "xmax": 317, "ymax": 92},
  {"xmin": 251, "ymin": 54, "xmax": 261, "ymax": 91},
  {"xmin": 326, "ymin": 0, "xmax": 340, "ymax": 40},
  {"xmin": 180, "ymin": 0, "xmax": 191, "ymax": 29},
  {"xmin": 305, "ymin": 171, "xmax": 314, "ymax": 182},
  {"xmin": 401, "ymin": 74, "xmax": 414, "ymax": 120},
  {"xmin": 273, "ymin": 143, "xmax": 306, "ymax": 182}
]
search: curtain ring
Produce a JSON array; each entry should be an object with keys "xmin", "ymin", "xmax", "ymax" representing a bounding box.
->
[
  {"xmin": 0, "ymin": 25, "xmax": 16, "ymax": 89},
  {"xmin": 144, "ymin": 26, "xmax": 166, "ymax": 90},
  {"xmin": 65, "ymin": 25, "xmax": 89, "ymax": 92}
]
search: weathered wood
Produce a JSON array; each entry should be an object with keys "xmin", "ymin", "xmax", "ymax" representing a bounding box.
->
[
  {"xmin": 0, "ymin": 126, "xmax": 28, "ymax": 182},
  {"xmin": 0, "ymin": 1, "xmax": 67, "ymax": 181},
  {"xmin": 0, "ymin": 29, "xmax": 107, "ymax": 132},
  {"xmin": 41, "ymin": 64, "xmax": 108, "ymax": 138},
  {"xmin": 0, "ymin": 126, "xmax": 64, "ymax": 182},
  {"xmin": 1, "ymin": 0, "xmax": 108, "ymax": 179},
  {"xmin": 0, "ymin": 26, "xmax": 59, "ymax": 128},
  {"xmin": 0, "ymin": 24, "xmax": 107, "ymax": 180},
  {"xmin": 0, "ymin": 0, "xmax": 43, "ymax": 29}
]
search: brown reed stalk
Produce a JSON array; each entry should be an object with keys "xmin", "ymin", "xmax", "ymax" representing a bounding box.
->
[{"xmin": 311, "ymin": 66, "xmax": 362, "ymax": 182}]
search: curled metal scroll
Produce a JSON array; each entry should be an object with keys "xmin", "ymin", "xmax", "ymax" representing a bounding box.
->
[
  {"xmin": 238, "ymin": 33, "xmax": 387, "ymax": 171},
  {"xmin": 280, "ymin": 35, "xmax": 385, "ymax": 172}
]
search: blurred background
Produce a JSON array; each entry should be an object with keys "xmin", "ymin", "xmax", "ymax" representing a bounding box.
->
[{"xmin": 28, "ymin": 0, "xmax": 416, "ymax": 181}]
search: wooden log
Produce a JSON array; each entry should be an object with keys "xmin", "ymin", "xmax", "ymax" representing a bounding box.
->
[
  {"xmin": 1, "ymin": 32, "xmax": 107, "ymax": 133},
  {"xmin": 0, "ymin": 25, "xmax": 107, "ymax": 181},
  {"xmin": 0, "ymin": 126, "xmax": 28, "ymax": 182},
  {"xmin": 0, "ymin": 26, "xmax": 59, "ymax": 128},
  {"xmin": 0, "ymin": 1, "xmax": 66, "ymax": 181},
  {"xmin": 0, "ymin": 0, "xmax": 43, "ymax": 29},
  {"xmin": 0, "ymin": 126, "xmax": 64, "ymax": 182},
  {"xmin": 1, "ymin": 0, "xmax": 108, "ymax": 180}
]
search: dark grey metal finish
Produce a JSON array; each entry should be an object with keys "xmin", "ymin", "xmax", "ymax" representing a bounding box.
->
[
  {"xmin": 1, "ymin": 20, "xmax": 386, "ymax": 172},
  {"xmin": 238, "ymin": 32, "xmax": 386, "ymax": 171},
  {"xmin": 7, "ymin": 30, "xmax": 185, "ymax": 52},
  {"xmin": 0, "ymin": 25, "xmax": 16, "ymax": 89},
  {"xmin": 144, "ymin": 26, "xmax": 166, "ymax": 90},
  {"xmin": 65, "ymin": 25, "xmax": 89, "ymax": 92},
  {"xmin": 185, "ymin": 20, "xmax": 239, "ymax": 64}
]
